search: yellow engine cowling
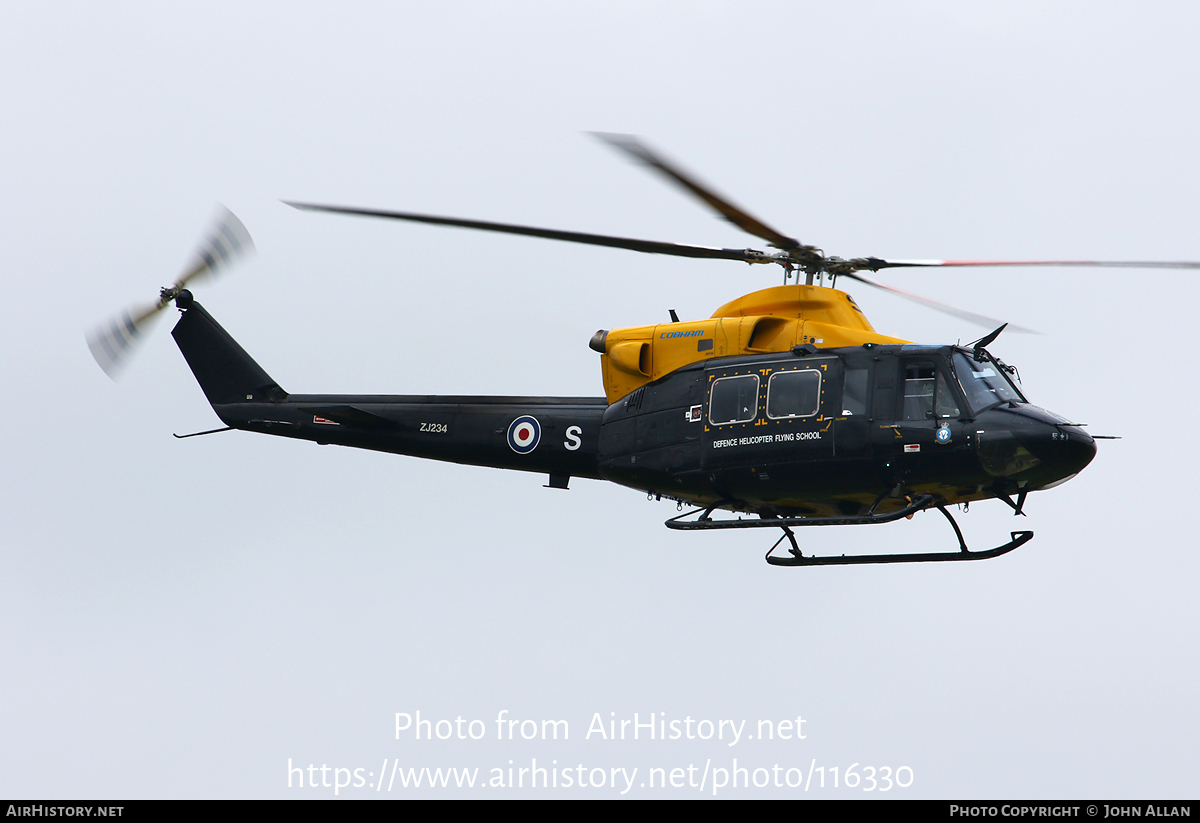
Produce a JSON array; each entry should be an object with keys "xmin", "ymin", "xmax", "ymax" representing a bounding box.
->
[{"xmin": 597, "ymin": 284, "xmax": 908, "ymax": 403}]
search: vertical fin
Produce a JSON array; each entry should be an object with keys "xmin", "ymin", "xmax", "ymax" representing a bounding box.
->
[{"xmin": 170, "ymin": 294, "xmax": 285, "ymax": 406}]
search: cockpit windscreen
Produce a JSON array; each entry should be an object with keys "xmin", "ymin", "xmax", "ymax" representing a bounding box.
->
[{"xmin": 952, "ymin": 352, "xmax": 1025, "ymax": 412}]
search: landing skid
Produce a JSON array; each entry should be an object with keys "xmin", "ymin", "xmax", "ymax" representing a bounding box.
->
[{"xmin": 664, "ymin": 495, "xmax": 1033, "ymax": 567}]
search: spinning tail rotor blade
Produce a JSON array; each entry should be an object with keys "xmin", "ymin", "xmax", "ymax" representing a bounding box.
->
[
  {"xmin": 284, "ymin": 201, "xmax": 766, "ymax": 262},
  {"xmin": 86, "ymin": 302, "xmax": 168, "ymax": 379},
  {"xmin": 591, "ymin": 132, "xmax": 805, "ymax": 252},
  {"xmin": 175, "ymin": 205, "xmax": 255, "ymax": 288},
  {"xmin": 87, "ymin": 206, "xmax": 255, "ymax": 380},
  {"xmin": 839, "ymin": 271, "xmax": 1038, "ymax": 334}
]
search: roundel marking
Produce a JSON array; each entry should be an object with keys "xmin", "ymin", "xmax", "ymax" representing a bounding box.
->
[
  {"xmin": 507, "ymin": 415, "xmax": 542, "ymax": 454},
  {"xmin": 936, "ymin": 425, "xmax": 952, "ymax": 444}
]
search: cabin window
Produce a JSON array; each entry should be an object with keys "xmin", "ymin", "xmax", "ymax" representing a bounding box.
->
[
  {"xmin": 842, "ymin": 368, "xmax": 868, "ymax": 416},
  {"xmin": 709, "ymin": 374, "xmax": 759, "ymax": 425},
  {"xmin": 766, "ymin": 370, "xmax": 822, "ymax": 420}
]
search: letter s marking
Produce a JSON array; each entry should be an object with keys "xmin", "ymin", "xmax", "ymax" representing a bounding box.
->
[{"xmin": 564, "ymin": 425, "xmax": 582, "ymax": 451}]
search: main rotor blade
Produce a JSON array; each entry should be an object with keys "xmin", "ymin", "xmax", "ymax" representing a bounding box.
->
[
  {"xmin": 839, "ymin": 271, "xmax": 1037, "ymax": 333},
  {"xmin": 284, "ymin": 201, "xmax": 767, "ymax": 262},
  {"xmin": 867, "ymin": 258, "xmax": 1200, "ymax": 270},
  {"xmin": 591, "ymin": 133, "xmax": 805, "ymax": 251}
]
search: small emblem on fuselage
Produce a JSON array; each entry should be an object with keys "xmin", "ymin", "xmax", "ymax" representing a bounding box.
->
[
  {"xmin": 507, "ymin": 416, "xmax": 542, "ymax": 454},
  {"xmin": 936, "ymin": 425, "xmax": 952, "ymax": 444}
]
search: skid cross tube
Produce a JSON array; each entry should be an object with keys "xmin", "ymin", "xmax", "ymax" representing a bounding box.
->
[
  {"xmin": 665, "ymin": 494, "xmax": 937, "ymax": 531},
  {"xmin": 664, "ymin": 495, "xmax": 1034, "ymax": 567}
]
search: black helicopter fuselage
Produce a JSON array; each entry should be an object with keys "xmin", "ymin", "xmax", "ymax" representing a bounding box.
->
[
  {"xmin": 172, "ymin": 292, "xmax": 1095, "ymax": 519},
  {"xmin": 596, "ymin": 348, "xmax": 1096, "ymax": 517}
]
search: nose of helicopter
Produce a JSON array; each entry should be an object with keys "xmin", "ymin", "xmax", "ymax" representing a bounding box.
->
[
  {"xmin": 1043, "ymin": 426, "xmax": 1097, "ymax": 482},
  {"xmin": 973, "ymin": 406, "xmax": 1097, "ymax": 488},
  {"xmin": 1015, "ymin": 409, "xmax": 1097, "ymax": 487}
]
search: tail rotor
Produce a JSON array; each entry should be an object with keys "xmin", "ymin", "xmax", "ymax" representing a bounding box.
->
[{"xmin": 87, "ymin": 206, "xmax": 254, "ymax": 379}]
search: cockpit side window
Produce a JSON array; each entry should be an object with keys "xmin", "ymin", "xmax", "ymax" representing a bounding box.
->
[
  {"xmin": 903, "ymin": 361, "xmax": 961, "ymax": 420},
  {"xmin": 903, "ymin": 362, "xmax": 935, "ymax": 420},
  {"xmin": 935, "ymin": 372, "xmax": 960, "ymax": 418}
]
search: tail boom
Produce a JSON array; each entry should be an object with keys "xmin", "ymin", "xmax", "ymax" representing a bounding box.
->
[{"xmin": 171, "ymin": 298, "xmax": 604, "ymax": 479}]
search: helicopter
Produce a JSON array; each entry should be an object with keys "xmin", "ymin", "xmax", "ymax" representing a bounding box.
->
[{"xmin": 87, "ymin": 134, "xmax": 1200, "ymax": 567}]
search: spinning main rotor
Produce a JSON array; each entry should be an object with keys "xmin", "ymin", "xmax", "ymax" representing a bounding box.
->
[
  {"xmin": 88, "ymin": 134, "xmax": 1200, "ymax": 378},
  {"xmin": 285, "ymin": 133, "xmax": 1200, "ymax": 331}
]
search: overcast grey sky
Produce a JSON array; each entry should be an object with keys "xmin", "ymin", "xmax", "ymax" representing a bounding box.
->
[{"xmin": 2, "ymin": 2, "xmax": 1198, "ymax": 798}]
